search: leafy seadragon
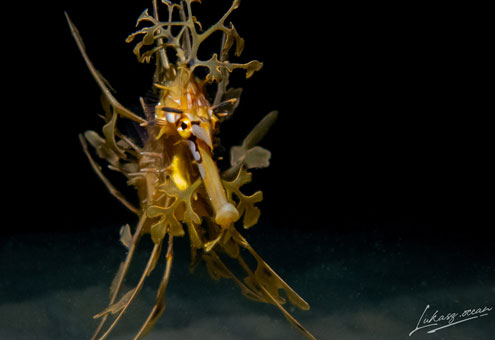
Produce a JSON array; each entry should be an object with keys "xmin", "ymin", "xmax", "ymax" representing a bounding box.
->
[{"xmin": 66, "ymin": 1, "xmax": 317, "ymax": 339}]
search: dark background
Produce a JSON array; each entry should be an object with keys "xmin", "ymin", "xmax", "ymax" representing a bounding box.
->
[
  {"xmin": 1, "ymin": 2, "xmax": 493, "ymax": 339},
  {"xmin": 5, "ymin": 1, "xmax": 491, "ymax": 241}
]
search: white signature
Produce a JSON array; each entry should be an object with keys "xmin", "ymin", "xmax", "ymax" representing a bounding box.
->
[{"xmin": 409, "ymin": 304, "xmax": 492, "ymax": 336}]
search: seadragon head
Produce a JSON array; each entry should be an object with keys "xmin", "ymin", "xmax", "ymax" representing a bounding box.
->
[{"xmin": 127, "ymin": 0, "xmax": 265, "ymax": 228}]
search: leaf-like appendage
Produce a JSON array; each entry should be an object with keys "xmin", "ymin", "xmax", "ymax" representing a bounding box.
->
[
  {"xmin": 203, "ymin": 252, "xmax": 233, "ymax": 280},
  {"xmin": 94, "ymin": 288, "xmax": 137, "ymax": 318},
  {"xmin": 102, "ymin": 110, "xmax": 126, "ymax": 158},
  {"xmin": 225, "ymin": 111, "xmax": 277, "ymax": 179},
  {"xmin": 223, "ymin": 168, "xmax": 263, "ymax": 229},
  {"xmin": 84, "ymin": 130, "xmax": 119, "ymax": 166},
  {"xmin": 147, "ymin": 179, "xmax": 202, "ymax": 243},
  {"xmin": 243, "ymin": 146, "xmax": 271, "ymax": 169},
  {"xmin": 223, "ymin": 23, "xmax": 244, "ymax": 57},
  {"xmin": 221, "ymin": 233, "xmax": 240, "ymax": 258},
  {"xmin": 125, "ymin": 0, "xmax": 262, "ymax": 83},
  {"xmin": 187, "ymin": 222, "xmax": 203, "ymax": 249},
  {"xmin": 230, "ymin": 229, "xmax": 311, "ymax": 311},
  {"xmin": 148, "ymin": 205, "xmax": 183, "ymax": 242},
  {"xmin": 119, "ymin": 224, "xmax": 132, "ymax": 249},
  {"xmin": 242, "ymin": 111, "xmax": 279, "ymax": 150}
]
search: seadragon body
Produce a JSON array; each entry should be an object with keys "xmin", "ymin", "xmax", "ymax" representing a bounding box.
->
[{"xmin": 66, "ymin": 1, "xmax": 317, "ymax": 339}]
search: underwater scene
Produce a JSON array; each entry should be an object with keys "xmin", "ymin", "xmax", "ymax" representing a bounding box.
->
[
  {"xmin": 1, "ymin": 227, "xmax": 494, "ymax": 339},
  {"xmin": 3, "ymin": 1, "xmax": 492, "ymax": 340}
]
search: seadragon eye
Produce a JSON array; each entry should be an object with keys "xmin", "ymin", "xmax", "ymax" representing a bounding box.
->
[{"xmin": 177, "ymin": 118, "xmax": 192, "ymax": 138}]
